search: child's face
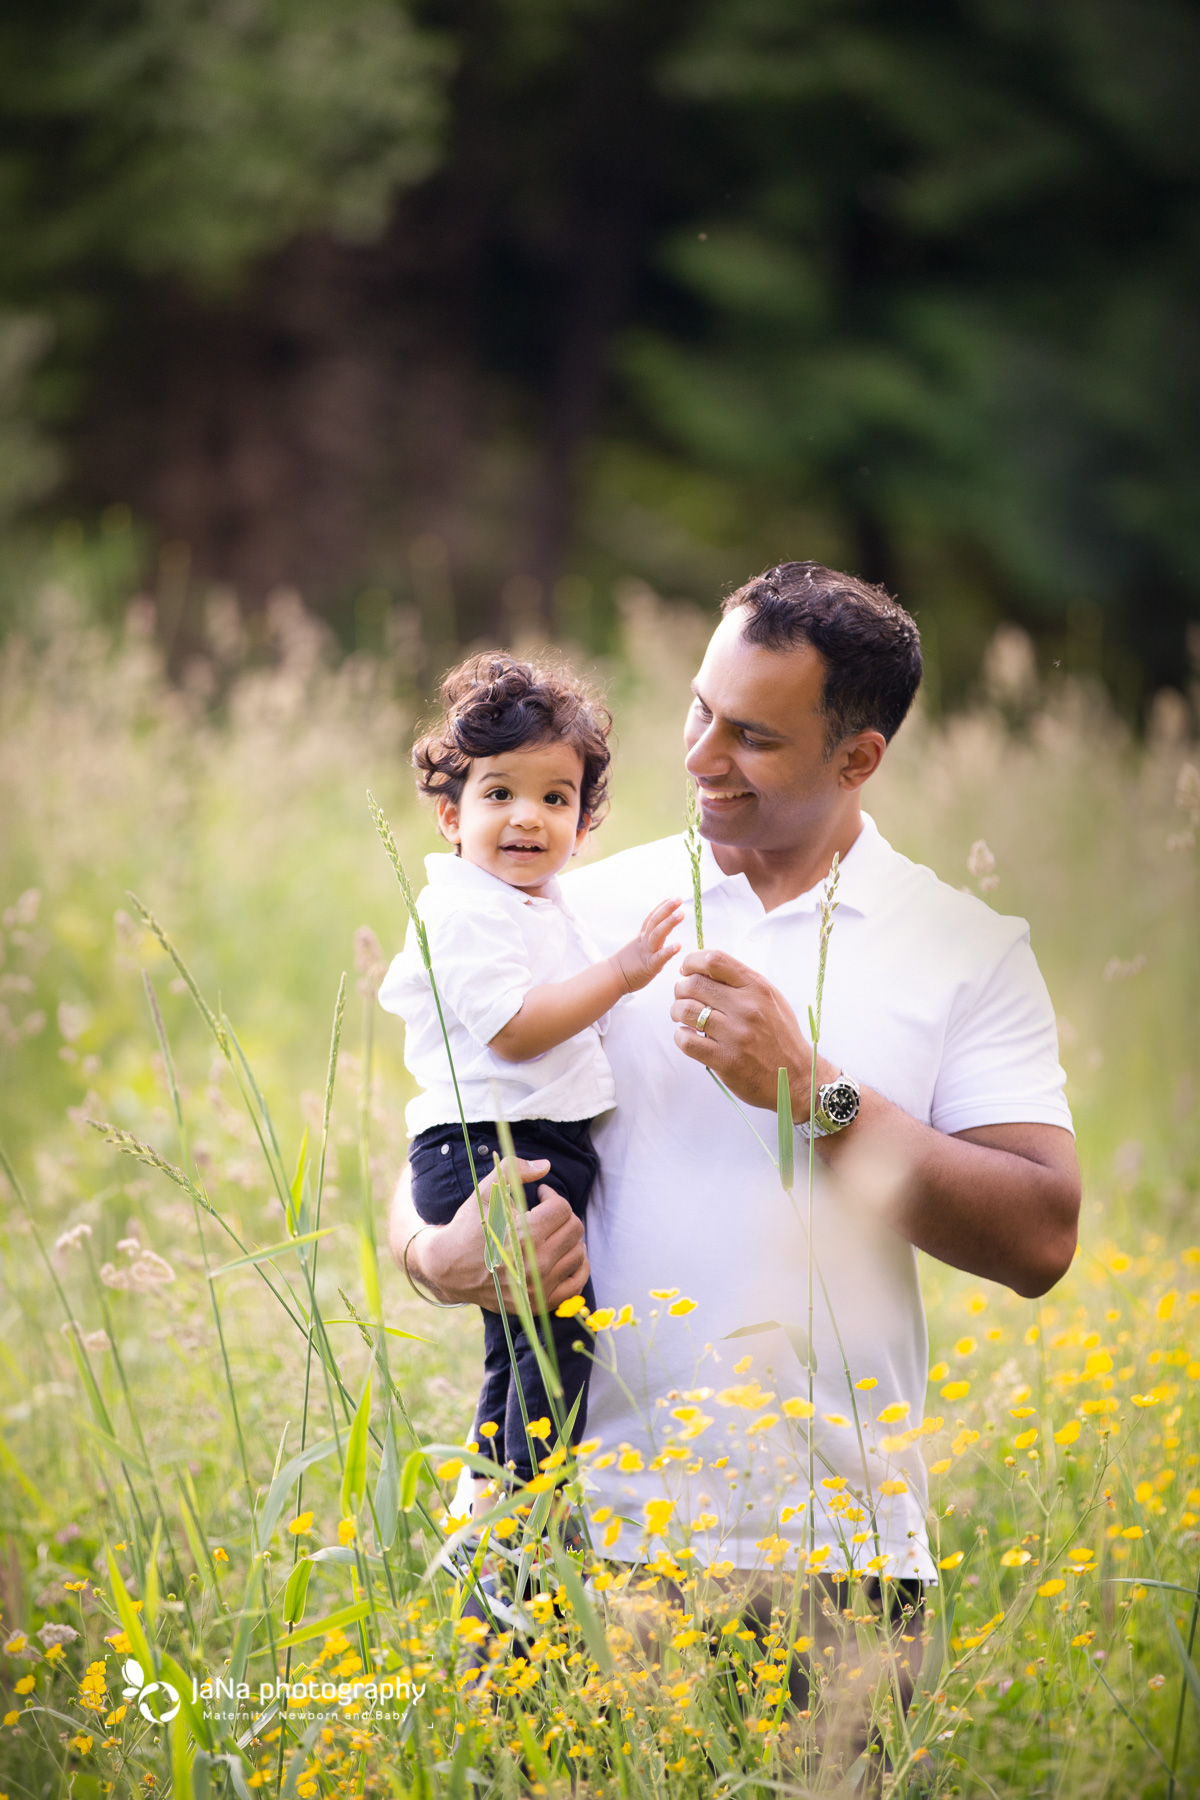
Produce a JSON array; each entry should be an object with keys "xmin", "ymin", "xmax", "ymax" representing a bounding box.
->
[{"xmin": 436, "ymin": 739, "xmax": 589, "ymax": 893}]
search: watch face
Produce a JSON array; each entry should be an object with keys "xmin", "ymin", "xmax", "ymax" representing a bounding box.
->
[{"xmin": 823, "ymin": 1080, "xmax": 859, "ymax": 1126}]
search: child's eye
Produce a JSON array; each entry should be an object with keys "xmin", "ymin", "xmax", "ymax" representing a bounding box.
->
[
  {"xmin": 544, "ymin": 792, "xmax": 569, "ymax": 806},
  {"xmin": 484, "ymin": 786, "xmax": 511, "ymax": 801}
]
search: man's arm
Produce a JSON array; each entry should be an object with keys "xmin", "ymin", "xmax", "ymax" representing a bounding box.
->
[
  {"xmin": 670, "ymin": 950, "xmax": 1080, "ymax": 1299},
  {"xmin": 386, "ymin": 1158, "xmax": 591, "ymax": 1310}
]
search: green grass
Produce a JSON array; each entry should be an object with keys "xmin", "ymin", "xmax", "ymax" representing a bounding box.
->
[{"xmin": 0, "ymin": 589, "xmax": 1198, "ymax": 1796}]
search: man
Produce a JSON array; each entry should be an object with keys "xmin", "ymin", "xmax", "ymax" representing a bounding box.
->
[{"xmin": 387, "ymin": 561, "xmax": 1079, "ymax": 1736}]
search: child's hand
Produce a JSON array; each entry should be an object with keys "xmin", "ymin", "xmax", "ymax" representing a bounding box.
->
[{"xmin": 611, "ymin": 898, "xmax": 685, "ymax": 994}]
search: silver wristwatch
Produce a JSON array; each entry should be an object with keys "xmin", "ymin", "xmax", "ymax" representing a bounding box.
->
[{"xmin": 798, "ymin": 1074, "xmax": 861, "ymax": 1140}]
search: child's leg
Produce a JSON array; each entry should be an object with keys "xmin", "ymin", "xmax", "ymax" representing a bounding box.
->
[
  {"xmin": 475, "ymin": 1312, "xmax": 511, "ymax": 1470},
  {"xmin": 501, "ymin": 1267, "xmax": 597, "ymax": 1483}
]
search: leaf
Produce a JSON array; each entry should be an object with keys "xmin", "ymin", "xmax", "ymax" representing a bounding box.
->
[
  {"xmin": 399, "ymin": 1449, "xmax": 425, "ymax": 1514},
  {"xmin": 171, "ymin": 1698, "xmax": 194, "ymax": 1800},
  {"xmin": 208, "ymin": 1227, "xmax": 337, "ymax": 1278},
  {"xmin": 0, "ymin": 1431, "xmax": 45, "ymax": 1510},
  {"xmin": 280, "ymin": 1718, "xmax": 327, "ymax": 1800},
  {"xmin": 228, "ymin": 1559, "xmax": 264, "ymax": 1695},
  {"xmin": 922, "ymin": 1596, "xmax": 957, "ymax": 1689},
  {"xmin": 340, "ymin": 1378, "xmax": 371, "ymax": 1518},
  {"xmin": 143, "ymin": 1518, "xmax": 162, "ymax": 1627},
  {"xmin": 276, "ymin": 1599, "xmax": 371, "ymax": 1651},
  {"xmin": 483, "ymin": 1172, "xmax": 508, "ymax": 1273},
  {"xmin": 78, "ymin": 1417, "xmax": 152, "ymax": 1480},
  {"xmin": 65, "ymin": 1328, "xmax": 118, "ymax": 1437},
  {"xmin": 254, "ymin": 1436, "xmax": 337, "ymax": 1552},
  {"xmin": 777, "ymin": 1067, "xmax": 794, "ymax": 1193},
  {"xmin": 288, "ymin": 1128, "xmax": 308, "ymax": 1237},
  {"xmin": 322, "ymin": 1318, "xmax": 428, "ymax": 1343},
  {"xmin": 514, "ymin": 1711, "xmax": 553, "ymax": 1784},
  {"xmin": 106, "ymin": 1547, "xmax": 155, "ymax": 1672},
  {"xmin": 375, "ymin": 1415, "xmax": 401, "ymax": 1550},
  {"xmin": 546, "ymin": 1530, "xmax": 613, "ymax": 1673},
  {"xmin": 159, "ymin": 1651, "xmax": 213, "ymax": 1752},
  {"xmin": 283, "ymin": 1557, "xmax": 313, "ymax": 1626},
  {"xmin": 210, "ymin": 1752, "xmax": 255, "ymax": 1800},
  {"xmin": 723, "ymin": 1317, "xmax": 815, "ymax": 1371},
  {"xmin": 1161, "ymin": 1594, "xmax": 1200, "ymax": 1718}
]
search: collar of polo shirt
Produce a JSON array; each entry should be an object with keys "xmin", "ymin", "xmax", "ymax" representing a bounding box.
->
[{"xmin": 694, "ymin": 809, "xmax": 885, "ymax": 917}]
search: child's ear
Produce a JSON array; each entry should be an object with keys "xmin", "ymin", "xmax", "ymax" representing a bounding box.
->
[
  {"xmin": 436, "ymin": 795, "xmax": 462, "ymax": 844},
  {"xmin": 572, "ymin": 812, "xmax": 591, "ymax": 856}
]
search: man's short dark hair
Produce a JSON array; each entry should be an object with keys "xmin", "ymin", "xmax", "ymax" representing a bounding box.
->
[
  {"xmin": 413, "ymin": 652, "xmax": 613, "ymax": 825},
  {"xmin": 722, "ymin": 561, "xmax": 922, "ymax": 748}
]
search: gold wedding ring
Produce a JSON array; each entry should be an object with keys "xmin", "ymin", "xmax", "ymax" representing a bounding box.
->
[{"xmin": 694, "ymin": 1004, "xmax": 712, "ymax": 1035}]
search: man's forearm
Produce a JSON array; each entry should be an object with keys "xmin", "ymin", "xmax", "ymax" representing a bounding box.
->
[
  {"xmin": 386, "ymin": 1161, "xmax": 591, "ymax": 1311},
  {"xmin": 820, "ymin": 1090, "xmax": 1080, "ymax": 1298}
]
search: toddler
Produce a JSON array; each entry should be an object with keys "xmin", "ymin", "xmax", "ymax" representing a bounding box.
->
[{"xmin": 379, "ymin": 653, "xmax": 681, "ymax": 1483}]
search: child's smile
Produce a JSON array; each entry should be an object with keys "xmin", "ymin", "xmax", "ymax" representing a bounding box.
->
[{"xmin": 436, "ymin": 740, "xmax": 590, "ymax": 894}]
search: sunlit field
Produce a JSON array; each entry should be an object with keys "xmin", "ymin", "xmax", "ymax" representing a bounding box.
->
[{"xmin": 1, "ymin": 585, "xmax": 1199, "ymax": 1797}]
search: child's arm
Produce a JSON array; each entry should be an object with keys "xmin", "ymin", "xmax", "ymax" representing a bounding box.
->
[{"xmin": 489, "ymin": 897, "xmax": 684, "ymax": 1062}]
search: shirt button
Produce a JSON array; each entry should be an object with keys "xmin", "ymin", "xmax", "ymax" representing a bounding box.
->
[{"xmin": 440, "ymin": 1143, "xmax": 449, "ymax": 1155}]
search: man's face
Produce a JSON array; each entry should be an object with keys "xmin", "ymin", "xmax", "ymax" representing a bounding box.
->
[{"xmin": 683, "ymin": 611, "xmax": 880, "ymax": 850}]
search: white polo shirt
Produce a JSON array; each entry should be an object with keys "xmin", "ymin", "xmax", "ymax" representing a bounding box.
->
[
  {"xmin": 379, "ymin": 854, "xmax": 616, "ymax": 1138},
  {"xmin": 559, "ymin": 813, "xmax": 1071, "ymax": 1578}
]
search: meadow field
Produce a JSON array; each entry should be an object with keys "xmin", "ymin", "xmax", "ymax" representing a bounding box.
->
[{"xmin": 1, "ymin": 583, "xmax": 1199, "ymax": 1797}]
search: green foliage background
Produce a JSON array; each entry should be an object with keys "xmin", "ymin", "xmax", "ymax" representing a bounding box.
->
[{"xmin": 0, "ymin": 0, "xmax": 1197, "ymax": 699}]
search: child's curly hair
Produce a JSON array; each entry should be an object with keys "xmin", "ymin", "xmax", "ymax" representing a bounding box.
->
[{"xmin": 412, "ymin": 653, "xmax": 613, "ymax": 826}]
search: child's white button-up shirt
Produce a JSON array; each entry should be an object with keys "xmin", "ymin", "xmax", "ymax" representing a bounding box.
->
[{"xmin": 379, "ymin": 853, "xmax": 616, "ymax": 1139}]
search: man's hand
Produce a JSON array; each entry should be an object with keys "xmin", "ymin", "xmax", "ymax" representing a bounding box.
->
[
  {"xmin": 670, "ymin": 950, "xmax": 1080, "ymax": 1299},
  {"xmin": 387, "ymin": 1158, "xmax": 590, "ymax": 1311},
  {"xmin": 670, "ymin": 949, "xmax": 834, "ymax": 1115}
]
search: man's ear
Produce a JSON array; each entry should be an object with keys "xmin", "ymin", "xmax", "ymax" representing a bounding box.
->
[
  {"xmin": 436, "ymin": 795, "xmax": 463, "ymax": 842},
  {"xmin": 572, "ymin": 811, "xmax": 592, "ymax": 855},
  {"xmin": 837, "ymin": 731, "xmax": 886, "ymax": 790}
]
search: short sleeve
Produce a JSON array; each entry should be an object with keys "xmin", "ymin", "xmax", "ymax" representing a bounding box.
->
[
  {"xmin": 930, "ymin": 931, "xmax": 1073, "ymax": 1136},
  {"xmin": 415, "ymin": 892, "xmax": 532, "ymax": 1048}
]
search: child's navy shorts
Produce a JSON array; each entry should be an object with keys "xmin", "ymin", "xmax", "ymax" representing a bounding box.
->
[{"xmin": 408, "ymin": 1117, "xmax": 599, "ymax": 1483}]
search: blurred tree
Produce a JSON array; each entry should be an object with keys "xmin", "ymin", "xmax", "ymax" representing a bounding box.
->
[
  {"xmin": 619, "ymin": 0, "xmax": 1200, "ymax": 696},
  {"xmin": 0, "ymin": 0, "xmax": 1196, "ymax": 702}
]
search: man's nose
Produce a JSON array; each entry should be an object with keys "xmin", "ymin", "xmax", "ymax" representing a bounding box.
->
[{"xmin": 684, "ymin": 719, "xmax": 727, "ymax": 779}]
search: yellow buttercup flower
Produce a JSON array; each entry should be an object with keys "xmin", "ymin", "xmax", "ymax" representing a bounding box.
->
[
  {"xmin": 288, "ymin": 1512, "xmax": 314, "ymax": 1536},
  {"xmin": 644, "ymin": 1498, "xmax": 675, "ymax": 1536}
]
